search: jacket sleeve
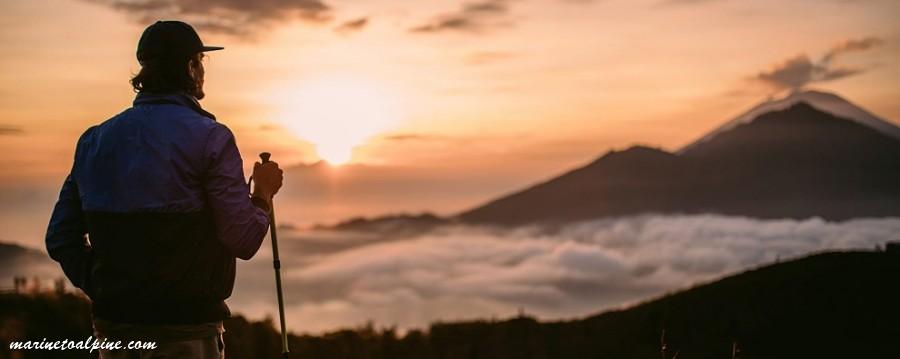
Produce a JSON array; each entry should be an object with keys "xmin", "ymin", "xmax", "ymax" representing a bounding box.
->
[
  {"xmin": 46, "ymin": 172, "xmax": 92, "ymax": 292},
  {"xmin": 203, "ymin": 123, "xmax": 270, "ymax": 260}
]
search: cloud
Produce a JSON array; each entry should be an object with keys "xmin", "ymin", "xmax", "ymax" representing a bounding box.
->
[
  {"xmin": 662, "ymin": 0, "xmax": 868, "ymax": 7},
  {"xmin": 464, "ymin": 51, "xmax": 518, "ymax": 65},
  {"xmin": 659, "ymin": 0, "xmax": 722, "ymax": 5},
  {"xmin": 83, "ymin": 0, "xmax": 332, "ymax": 36},
  {"xmin": 410, "ymin": 0, "xmax": 513, "ymax": 34},
  {"xmin": 754, "ymin": 36, "xmax": 883, "ymax": 90},
  {"xmin": 228, "ymin": 215, "xmax": 900, "ymax": 333},
  {"xmin": 377, "ymin": 132, "xmax": 527, "ymax": 145},
  {"xmin": 821, "ymin": 36, "xmax": 884, "ymax": 64},
  {"xmin": 380, "ymin": 133, "xmax": 452, "ymax": 142},
  {"xmin": 755, "ymin": 55, "xmax": 821, "ymax": 89},
  {"xmin": 0, "ymin": 125, "xmax": 24, "ymax": 136},
  {"xmin": 334, "ymin": 17, "xmax": 368, "ymax": 34},
  {"xmin": 258, "ymin": 124, "xmax": 280, "ymax": 131}
]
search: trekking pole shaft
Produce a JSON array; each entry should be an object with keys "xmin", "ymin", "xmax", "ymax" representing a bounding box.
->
[
  {"xmin": 261, "ymin": 152, "xmax": 289, "ymax": 358},
  {"xmin": 270, "ymin": 207, "xmax": 289, "ymax": 356}
]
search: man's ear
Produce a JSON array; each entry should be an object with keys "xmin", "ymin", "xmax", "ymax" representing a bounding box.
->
[
  {"xmin": 188, "ymin": 55, "xmax": 205, "ymax": 81},
  {"xmin": 187, "ymin": 58, "xmax": 195, "ymax": 77},
  {"xmin": 188, "ymin": 56, "xmax": 201, "ymax": 75}
]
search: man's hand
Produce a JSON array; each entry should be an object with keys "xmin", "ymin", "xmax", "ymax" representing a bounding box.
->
[{"xmin": 251, "ymin": 161, "xmax": 283, "ymax": 208}]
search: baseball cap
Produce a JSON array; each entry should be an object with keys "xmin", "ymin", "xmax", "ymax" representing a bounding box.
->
[{"xmin": 136, "ymin": 21, "xmax": 223, "ymax": 64}]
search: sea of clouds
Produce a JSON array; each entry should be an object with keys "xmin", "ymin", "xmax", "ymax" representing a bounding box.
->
[{"xmin": 227, "ymin": 214, "xmax": 900, "ymax": 333}]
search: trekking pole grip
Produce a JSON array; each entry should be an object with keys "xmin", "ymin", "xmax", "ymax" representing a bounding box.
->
[{"xmin": 260, "ymin": 152, "xmax": 271, "ymax": 163}]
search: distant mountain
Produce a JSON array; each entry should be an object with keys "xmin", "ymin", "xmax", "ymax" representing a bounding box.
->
[
  {"xmin": 460, "ymin": 91, "xmax": 900, "ymax": 225},
  {"xmin": 0, "ymin": 241, "xmax": 59, "ymax": 285},
  {"xmin": 7, "ymin": 249, "xmax": 898, "ymax": 358},
  {"xmin": 314, "ymin": 212, "xmax": 449, "ymax": 234},
  {"xmin": 0, "ymin": 241, "xmax": 46, "ymax": 264}
]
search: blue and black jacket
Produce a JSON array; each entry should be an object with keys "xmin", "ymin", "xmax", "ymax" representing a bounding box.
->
[{"xmin": 46, "ymin": 92, "xmax": 269, "ymax": 325}]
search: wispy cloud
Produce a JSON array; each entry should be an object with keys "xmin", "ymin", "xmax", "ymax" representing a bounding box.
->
[
  {"xmin": 659, "ymin": 0, "xmax": 722, "ymax": 5},
  {"xmin": 0, "ymin": 125, "xmax": 24, "ymax": 136},
  {"xmin": 410, "ymin": 0, "xmax": 513, "ymax": 34},
  {"xmin": 821, "ymin": 37, "xmax": 884, "ymax": 64},
  {"xmin": 228, "ymin": 215, "xmax": 900, "ymax": 333},
  {"xmin": 381, "ymin": 133, "xmax": 450, "ymax": 142},
  {"xmin": 83, "ymin": 0, "xmax": 332, "ymax": 36},
  {"xmin": 378, "ymin": 132, "xmax": 527, "ymax": 144},
  {"xmin": 334, "ymin": 17, "xmax": 368, "ymax": 34},
  {"xmin": 754, "ymin": 36, "xmax": 884, "ymax": 90},
  {"xmin": 661, "ymin": 0, "xmax": 866, "ymax": 7},
  {"xmin": 464, "ymin": 51, "xmax": 518, "ymax": 65}
]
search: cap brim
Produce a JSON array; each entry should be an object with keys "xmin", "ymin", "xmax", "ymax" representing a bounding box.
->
[{"xmin": 201, "ymin": 46, "xmax": 224, "ymax": 52}]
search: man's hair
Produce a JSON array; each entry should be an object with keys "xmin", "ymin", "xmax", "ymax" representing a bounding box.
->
[{"xmin": 130, "ymin": 53, "xmax": 202, "ymax": 94}]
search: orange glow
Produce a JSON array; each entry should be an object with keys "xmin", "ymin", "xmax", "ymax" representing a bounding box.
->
[{"xmin": 273, "ymin": 75, "xmax": 402, "ymax": 165}]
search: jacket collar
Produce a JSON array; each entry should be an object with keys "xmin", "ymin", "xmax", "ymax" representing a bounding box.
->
[{"xmin": 133, "ymin": 92, "xmax": 217, "ymax": 120}]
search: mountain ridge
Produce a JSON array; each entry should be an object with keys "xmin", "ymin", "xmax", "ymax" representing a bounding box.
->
[{"xmin": 458, "ymin": 99, "xmax": 900, "ymax": 225}]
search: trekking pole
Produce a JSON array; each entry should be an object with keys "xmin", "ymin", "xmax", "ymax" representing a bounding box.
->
[{"xmin": 259, "ymin": 152, "xmax": 290, "ymax": 359}]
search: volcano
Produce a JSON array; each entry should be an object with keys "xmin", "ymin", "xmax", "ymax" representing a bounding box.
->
[{"xmin": 459, "ymin": 90, "xmax": 900, "ymax": 225}]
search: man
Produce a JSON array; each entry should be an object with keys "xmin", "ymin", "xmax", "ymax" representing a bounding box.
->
[{"xmin": 45, "ymin": 21, "xmax": 283, "ymax": 358}]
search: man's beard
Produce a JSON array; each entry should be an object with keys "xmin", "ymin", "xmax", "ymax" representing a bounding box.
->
[{"xmin": 193, "ymin": 80, "xmax": 205, "ymax": 100}]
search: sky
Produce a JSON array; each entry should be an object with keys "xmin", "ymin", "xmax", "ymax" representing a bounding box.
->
[{"xmin": 1, "ymin": 0, "xmax": 900, "ymax": 246}]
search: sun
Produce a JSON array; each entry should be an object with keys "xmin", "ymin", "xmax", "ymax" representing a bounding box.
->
[
  {"xmin": 316, "ymin": 142, "xmax": 353, "ymax": 166},
  {"xmin": 276, "ymin": 75, "xmax": 401, "ymax": 165}
]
